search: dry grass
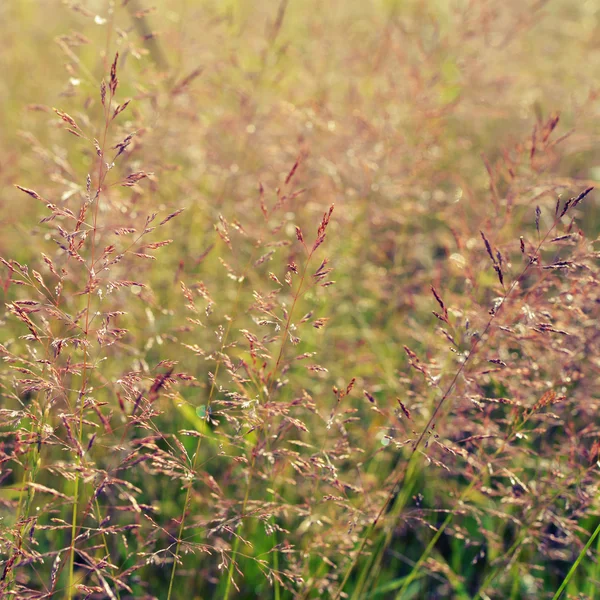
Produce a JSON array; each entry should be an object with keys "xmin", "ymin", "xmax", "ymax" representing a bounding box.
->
[{"xmin": 1, "ymin": 1, "xmax": 599, "ymax": 599}]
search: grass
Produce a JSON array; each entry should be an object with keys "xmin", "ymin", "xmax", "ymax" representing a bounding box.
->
[{"xmin": 0, "ymin": 0, "xmax": 599, "ymax": 598}]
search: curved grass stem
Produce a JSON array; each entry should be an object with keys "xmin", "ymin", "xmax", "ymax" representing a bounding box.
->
[
  {"xmin": 333, "ymin": 208, "xmax": 577, "ymax": 599},
  {"xmin": 223, "ymin": 234, "xmax": 321, "ymax": 598}
]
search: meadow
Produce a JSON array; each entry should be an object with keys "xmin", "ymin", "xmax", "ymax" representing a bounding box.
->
[{"xmin": 1, "ymin": 1, "xmax": 599, "ymax": 598}]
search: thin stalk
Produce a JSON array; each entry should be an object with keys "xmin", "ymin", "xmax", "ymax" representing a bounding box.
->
[
  {"xmin": 94, "ymin": 495, "xmax": 122, "ymax": 600},
  {"xmin": 267, "ymin": 256, "xmax": 312, "ymax": 394},
  {"xmin": 589, "ymin": 521, "xmax": 600, "ymax": 600},
  {"xmin": 223, "ymin": 240, "xmax": 317, "ymax": 599},
  {"xmin": 509, "ymin": 564, "xmax": 521, "ymax": 600},
  {"xmin": 5, "ymin": 407, "xmax": 43, "ymax": 593},
  {"xmin": 223, "ymin": 455, "xmax": 256, "ymax": 600},
  {"xmin": 472, "ymin": 466, "xmax": 593, "ymax": 599},
  {"xmin": 67, "ymin": 57, "xmax": 115, "ymax": 599},
  {"xmin": 352, "ymin": 459, "xmax": 420, "ymax": 600},
  {"xmin": 14, "ymin": 416, "xmax": 37, "ymax": 523},
  {"xmin": 167, "ymin": 249, "xmax": 258, "ymax": 600},
  {"xmin": 333, "ymin": 205, "xmax": 578, "ymax": 599},
  {"xmin": 272, "ymin": 521, "xmax": 281, "ymax": 600},
  {"xmin": 552, "ymin": 520, "xmax": 600, "ymax": 600},
  {"xmin": 396, "ymin": 385, "xmax": 579, "ymax": 598}
]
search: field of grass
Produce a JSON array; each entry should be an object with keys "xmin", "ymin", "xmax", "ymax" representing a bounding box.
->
[{"xmin": 1, "ymin": 1, "xmax": 599, "ymax": 598}]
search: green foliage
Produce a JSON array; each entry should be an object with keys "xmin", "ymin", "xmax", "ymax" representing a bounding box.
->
[{"xmin": 0, "ymin": 1, "xmax": 599, "ymax": 599}]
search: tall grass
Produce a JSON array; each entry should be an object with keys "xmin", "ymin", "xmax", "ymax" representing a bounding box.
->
[{"xmin": 1, "ymin": 1, "xmax": 599, "ymax": 598}]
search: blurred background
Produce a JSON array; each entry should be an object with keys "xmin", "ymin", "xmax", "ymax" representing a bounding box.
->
[{"xmin": 1, "ymin": 1, "xmax": 599, "ymax": 598}]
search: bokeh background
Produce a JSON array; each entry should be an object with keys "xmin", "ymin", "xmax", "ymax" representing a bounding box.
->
[{"xmin": 1, "ymin": 1, "xmax": 600, "ymax": 598}]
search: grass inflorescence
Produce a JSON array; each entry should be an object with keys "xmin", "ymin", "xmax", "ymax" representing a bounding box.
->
[{"xmin": 1, "ymin": 1, "xmax": 599, "ymax": 599}]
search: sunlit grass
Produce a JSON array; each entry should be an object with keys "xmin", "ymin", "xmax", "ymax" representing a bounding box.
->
[{"xmin": 0, "ymin": 1, "xmax": 599, "ymax": 598}]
